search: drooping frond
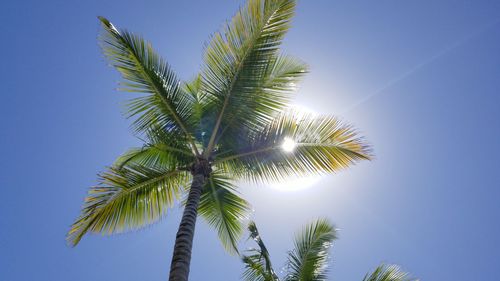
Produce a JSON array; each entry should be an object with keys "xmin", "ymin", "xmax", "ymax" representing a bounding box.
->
[
  {"xmin": 198, "ymin": 171, "xmax": 251, "ymax": 254},
  {"xmin": 201, "ymin": 0, "xmax": 298, "ymax": 155},
  {"xmin": 283, "ymin": 219, "xmax": 338, "ymax": 281},
  {"xmin": 215, "ymin": 109, "xmax": 372, "ymax": 183},
  {"xmin": 67, "ymin": 164, "xmax": 190, "ymax": 246},
  {"xmin": 242, "ymin": 222, "xmax": 280, "ymax": 281},
  {"xmin": 362, "ymin": 264, "xmax": 416, "ymax": 281},
  {"xmin": 98, "ymin": 17, "xmax": 199, "ymax": 155}
]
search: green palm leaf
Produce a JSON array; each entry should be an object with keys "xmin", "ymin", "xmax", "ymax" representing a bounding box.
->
[
  {"xmin": 114, "ymin": 127, "xmax": 196, "ymax": 170},
  {"xmin": 114, "ymin": 145, "xmax": 191, "ymax": 171},
  {"xmin": 198, "ymin": 171, "xmax": 251, "ymax": 254},
  {"xmin": 67, "ymin": 164, "xmax": 190, "ymax": 246},
  {"xmin": 242, "ymin": 222, "xmax": 280, "ymax": 281},
  {"xmin": 216, "ymin": 109, "xmax": 372, "ymax": 182},
  {"xmin": 242, "ymin": 254, "xmax": 271, "ymax": 281},
  {"xmin": 284, "ymin": 219, "xmax": 338, "ymax": 281},
  {"xmin": 215, "ymin": 55, "xmax": 308, "ymax": 153},
  {"xmin": 98, "ymin": 17, "xmax": 199, "ymax": 155},
  {"xmin": 202, "ymin": 0, "xmax": 298, "ymax": 155},
  {"xmin": 362, "ymin": 264, "xmax": 416, "ymax": 281},
  {"xmin": 182, "ymin": 75, "xmax": 218, "ymax": 147}
]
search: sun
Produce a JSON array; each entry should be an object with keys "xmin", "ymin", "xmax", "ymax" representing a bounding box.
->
[
  {"xmin": 281, "ymin": 137, "xmax": 296, "ymax": 152},
  {"xmin": 270, "ymin": 104, "xmax": 320, "ymax": 191}
]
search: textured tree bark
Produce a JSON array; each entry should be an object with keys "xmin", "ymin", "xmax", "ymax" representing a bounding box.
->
[{"xmin": 168, "ymin": 160, "xmax": 210, "ymax": 281}]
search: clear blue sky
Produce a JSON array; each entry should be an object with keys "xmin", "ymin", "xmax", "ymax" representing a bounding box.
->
[{"xmin": 1, "ymin": 1, "xmax": 500, "ymax": 280}]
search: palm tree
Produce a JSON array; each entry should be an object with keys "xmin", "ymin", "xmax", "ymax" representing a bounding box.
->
[
  {"xmin": 67, "ymin": 0, "xmax": 371, "ymax": 280},
  {"xmin": 242, "ymin": 220, "xmax": 415, "ymax": 281}
]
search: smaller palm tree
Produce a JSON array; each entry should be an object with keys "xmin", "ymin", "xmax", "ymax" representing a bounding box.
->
[{"xmin": 242, "ymin": 220, "xmax": 416, "ymax": 281}]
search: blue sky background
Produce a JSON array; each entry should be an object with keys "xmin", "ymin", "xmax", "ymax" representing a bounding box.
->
[{"xmin": 1, "ymin": 0, "xmax": 500, "ymax": 280}]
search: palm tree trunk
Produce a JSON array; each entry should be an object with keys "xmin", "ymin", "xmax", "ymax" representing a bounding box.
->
[{"xmin": 168, "ymin": 160, "xmax": 210, "ymax": 281}]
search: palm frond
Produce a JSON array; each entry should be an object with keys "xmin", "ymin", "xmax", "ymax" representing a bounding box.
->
[
  {"xmin": 67, "ymin": 164, "xmax": 190, "ymax": 246},
  {"xmin": 114, "ymin": 127, "xmax": 196, "ymax": 170},
  {"xmin": 284, "ymin": 219, "xmax": 338, "ymax": 281},
  {"xmin": 198, "ymin": 171, "xmax": 251, "ymax": 254},
  {"xmin": 201, "ymin": 0, "xmax": 298, "ymax": 155},
  {"xmin": 362, "ymin": 264, "xmax": 416, "ymax": 281},
  {"xmin": 215, "ymin": 55, "xmax": 308, "ymax": 153},
  {"xmin": 242, "ymin": 252, "xmax": 280, "ymax": 281},
  {"xmin": 215, "ymin": 109, "xmax": 372, "ymax": 183},
  {"xmin": 113, "ymin": 145, "xmax": 192, "ymax": 171},
  {"xmin": 182, "ymin": 75, "xmax": 218, "ymax": 148},
  {"xmin": 183, "ymin": 75, "xmax": 205, "ymax": 129},
  {"xmin": 242, "ymin": 254, "xmax": 271, "ymax": 281},
  {"xmin": 98, "ymin": 17, "xmax": 199, "ymax": 155},
  {"xmin": 242, "ymin": 222, "xmax": 280, "ymax": 281}
]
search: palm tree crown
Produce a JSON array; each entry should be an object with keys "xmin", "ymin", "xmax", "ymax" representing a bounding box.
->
[{"xmin": 68, "ymin": 0, "xmax": 371, "ymax": 280}]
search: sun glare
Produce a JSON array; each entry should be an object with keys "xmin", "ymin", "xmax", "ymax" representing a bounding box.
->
[
  {"xmin": 271, "ymin": 104, "xmax": 321, "ymax": 191},
  {"xmin": 281, "ymin": 137, "xmax": 296, "ymax": 152}
]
